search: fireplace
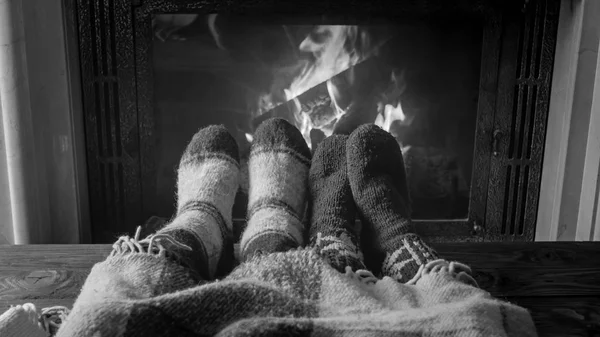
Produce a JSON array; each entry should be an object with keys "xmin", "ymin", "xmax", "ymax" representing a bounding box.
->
[{"xmin": 73, "ymin": 0, "xmax": 560, "ymax": 243}]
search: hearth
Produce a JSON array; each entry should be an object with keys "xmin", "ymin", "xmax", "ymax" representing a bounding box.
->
[{"xmin": 72, "ymin": 0, "xmax": 559, "ymax": 243}]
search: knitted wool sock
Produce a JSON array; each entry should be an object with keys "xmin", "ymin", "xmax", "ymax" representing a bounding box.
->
[
  {"xmin": 308, "ymin": 135, "xmax": 365, "ymax": 273},
  {"xmin": 347, "ymin": 124, "xmax": 439, "ymax": 283},
  {"xmin": 157, "ymin": 125, "xmax": 240, "ymax": 280},
  {"xmin": 240, "ymin": 118, "xmax": 311, "ymax": 261}
]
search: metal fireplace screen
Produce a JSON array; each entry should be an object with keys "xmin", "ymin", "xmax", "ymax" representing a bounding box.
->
[{"xmin": 72, "ymin": 0, "xmax": 559, "ymax": 243}]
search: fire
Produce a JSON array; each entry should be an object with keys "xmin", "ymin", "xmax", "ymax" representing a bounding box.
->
[
  {"xmin": 375, "ymin": 101, "xmax": 406, "ymax": 133},
  {"xmin": 207, "ymin": 14, "xmax": 225, "ymax": 50},
  {"xmin": 375, "ymin": 69, "xmax": 413, "ymax": 134},
  {"xmin": 285, "ymin": 89, "xmax": 313, "ymax": 147},
  {"xmin": 280, "ymin": 25, "xmax": 373, "ymax": 148},
  {"xmin": 287, "ymin": 26, "xmax": 367, "ymax": 99},
  {"xmin": 326, "ymin": 78, "xmax": 346, "ymax": 118},
  {"xmin": 252, "ymin": 24, "xmax": 408, "ymax": 149}
]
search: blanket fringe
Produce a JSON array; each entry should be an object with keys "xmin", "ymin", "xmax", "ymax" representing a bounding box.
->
[
  {"xmin": 344, "ymin": 266, "xmax": 379, "ymax": 286},
  {"xmin": 405, "ymin": 259, "xmax": 479, "ymax": 287},
  {"xmin": 6, "ymin": 303, "xmax": 70, "ymax": 336},
  {"xmin": 109, "ymin": 226, "xmax": 192, "ymax": 259},
  {"xmin": 40, "ymin": 306, "xmax": 70, "ymax": 336}
]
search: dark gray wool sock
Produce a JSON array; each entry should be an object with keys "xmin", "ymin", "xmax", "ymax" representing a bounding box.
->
[
  {"xmin": 347, "ymin": 124, "xmax": 439, "ymax": 283},
  {"xmin": 240, "ymin": 118, "xmax": 312, "ymax": 261},
  {"xmin": 157, "ymin": 124, "xmax": 240, "ymax": 280},
  {"xmin": 309, "ymin": 134, "xmax": 366, "ymax": 273}
]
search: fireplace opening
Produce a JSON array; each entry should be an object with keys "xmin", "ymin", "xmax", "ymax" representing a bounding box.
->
[
  {"xmin": 152, "ymin": 15, "xmax": 483, "ymax": 221},
  {"xmin": 74, "ymin": 0, "xmax": 560, "ymax": 243}
]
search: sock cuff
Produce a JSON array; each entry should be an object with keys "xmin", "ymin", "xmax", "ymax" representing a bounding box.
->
[
  {"xmin": 397, "ymin": 233, "xmax": 439, "ymax": 262},
  {"xmin": 240, "ymin": 233, "xmax": 299, "ymax": 262},
  {"xmin": 312, "ymin": 233, "xmax": 365, "ymax": 273},
  {"xmin": 153, "ymin": 226, "xmax": 211, "ymax": 280},
  {"xmin": 177, "ymin": 200, "xmax": 231, "ymax": 237},
  {"xmin": 381, "ymin": 233, "xmax": 439, "ymax": 283},
  {"xmin": 240, "ymin": 208, "xmax": 305, "ymax": 254}
]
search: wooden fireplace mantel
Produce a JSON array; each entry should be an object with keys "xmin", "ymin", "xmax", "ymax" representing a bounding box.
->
[{"xmin": 0, "ymin": 241, "xmax": 599, "ymax": 336}]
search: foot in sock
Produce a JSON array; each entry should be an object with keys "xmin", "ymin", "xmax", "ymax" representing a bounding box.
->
[
  {"xmin": 156, "ymin": 125, "xmax": 240, "ymax": 280},
  {"xmin": 308, "ymin": 135, "xmax": 365, "ymax": 273},
  {"xmin": 240, "ymin": 118, "xmax": 311, "ymax": 261},
  {"xmin": 347, "ymin": 124, "xmax": 438, "ymax": 283}
]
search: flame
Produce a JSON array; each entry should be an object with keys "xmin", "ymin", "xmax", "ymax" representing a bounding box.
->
[
  {"xmin": 282, "ymin": 25, "xmax": 372, "ymax": 148},
  {"xmin": 326, "ymin": 79, "xmax": 346, "ymax": 117},
  {"xmin": 374, "ymin": 69, "xmax": 414, "ymax": 135},
  {"xmin": 205, "ymin": 19, "xmax": 415, "ymax": 150},
  {"xmin": 375, "ymin": 101, "xmax": 406, "ymax": 133},
  {"xmin": 207, "ymin": 14, "xmax": 226, "ymax": 50},
  {"xmin": 253, "ymin": 25, "xmax": 408, "ymax": 149},
  {"xmin": 285, "ymin": 89, "xmax": 313, "ymax": 147},
  {"xmin": 287, "ymin": 26, "xmax": 366, "ymax": 99}
]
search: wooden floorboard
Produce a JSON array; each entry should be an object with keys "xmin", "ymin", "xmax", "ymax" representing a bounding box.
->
[
  {"xmin": 1, "ymin": 242, "xmax": 599, "ymax": 335},
  {"xmin": 506, "ymin": 296, "xmax": 600, "ymax": 336}
]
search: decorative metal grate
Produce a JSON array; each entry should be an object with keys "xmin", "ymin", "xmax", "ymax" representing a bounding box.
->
[
  {"xmin": 76, "ymin": 0, "xmax": 141, "ymax": 243},
  {"xmin": 485, "ymin": 0, "xmax": 559, "ymax": 241}
]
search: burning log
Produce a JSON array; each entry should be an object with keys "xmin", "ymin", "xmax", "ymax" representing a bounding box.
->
[
  {"xmin": 249, "ymin": 23, "xmax": 408, "ymax": 149},
  {"xmin": 252, "ymin": 56, "xmax": 394, "ymax": 147}
]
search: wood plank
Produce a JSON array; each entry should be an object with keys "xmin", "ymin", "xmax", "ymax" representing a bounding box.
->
[
  {"xmin": 472, "ymin": 266, "xmax": 600, "ymax": 297},
  {"xmin": 505, "ymin": 296, "xmax": 600, "ymax": 337},
  {"xmin": 1, "ymin": 243, "xmax": 599, "ymax": 306},
  {"xmin": 440, "ymin": 242, "xmax": 600, "ymax": 297},
  {"xmin": 0, "ymin": 269, "xmax": 89, "ymax": 300},
  {"xmin": 0, "ymin": 245, "xmax": 108, "ymax": 312},
  {"xmin": 0, "ymin": 244, "xmax": 109, "ymax": 269},
  {"xmin": 439, "ymin": 242, "xmax": 600, "ymax": 269}
]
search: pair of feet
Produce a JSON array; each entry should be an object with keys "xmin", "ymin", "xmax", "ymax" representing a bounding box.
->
[
  {"xmin": 309, "ymin": 122, "xmax": 427, "ymax": 280},
  {"xmin": 125, "ymin": 118, "xmax": 438, "ymax": 284}
]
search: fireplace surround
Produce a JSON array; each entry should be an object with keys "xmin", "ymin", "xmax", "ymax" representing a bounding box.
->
[{"xmin": 71, "ymin": 0, "xmax": 560, "ymax": 243}]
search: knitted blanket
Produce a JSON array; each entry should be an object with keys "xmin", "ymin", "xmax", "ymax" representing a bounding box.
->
[{"xmin": 0, "ymin": 247, "xmax": 530, "ymax": 336}]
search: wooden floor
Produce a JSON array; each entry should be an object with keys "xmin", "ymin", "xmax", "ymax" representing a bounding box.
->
[{"xmin": 1, "ymin": 242, "xmax": 599, "ymax": 336}]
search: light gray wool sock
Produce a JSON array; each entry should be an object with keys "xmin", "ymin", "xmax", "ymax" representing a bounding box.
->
[
  {"xmin": 157, "ymin": 125, "xmax": 240, "ymax": 280},
  {"xmin": 239, "ymin": 118, "xmax": 311, "ymax": 261}
]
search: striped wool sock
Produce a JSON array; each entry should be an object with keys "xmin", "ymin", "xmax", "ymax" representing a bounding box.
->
[
  {"xmin": 239, "ymin": 118, "xmax": 311, "ymax": 261},
  {"xmin": 309, "ymin": 135, "xmax": 365, "ymax": 273},
  {"xmin": 347, "ymin": 124, "xmax": 438, "ymax": 283},
  {"xmin": 157, "ymin": 125, "xmax": 240, "ymax": 280}
]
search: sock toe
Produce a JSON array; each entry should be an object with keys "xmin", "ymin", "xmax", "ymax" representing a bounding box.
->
[
  {"xmin": 252, "ymin": 118, "xmax": 312, "ymax": 160},
  {"xmin": 347, "ymin": 124, "xmax": 408, "ymax": 197},
  {"xmin": 182, "ymin": 124, "xmax": 240, "ymax": 165},
  {"xmin": 311, "ymin": 135, "xmax": 347, "ymax": 177}
]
